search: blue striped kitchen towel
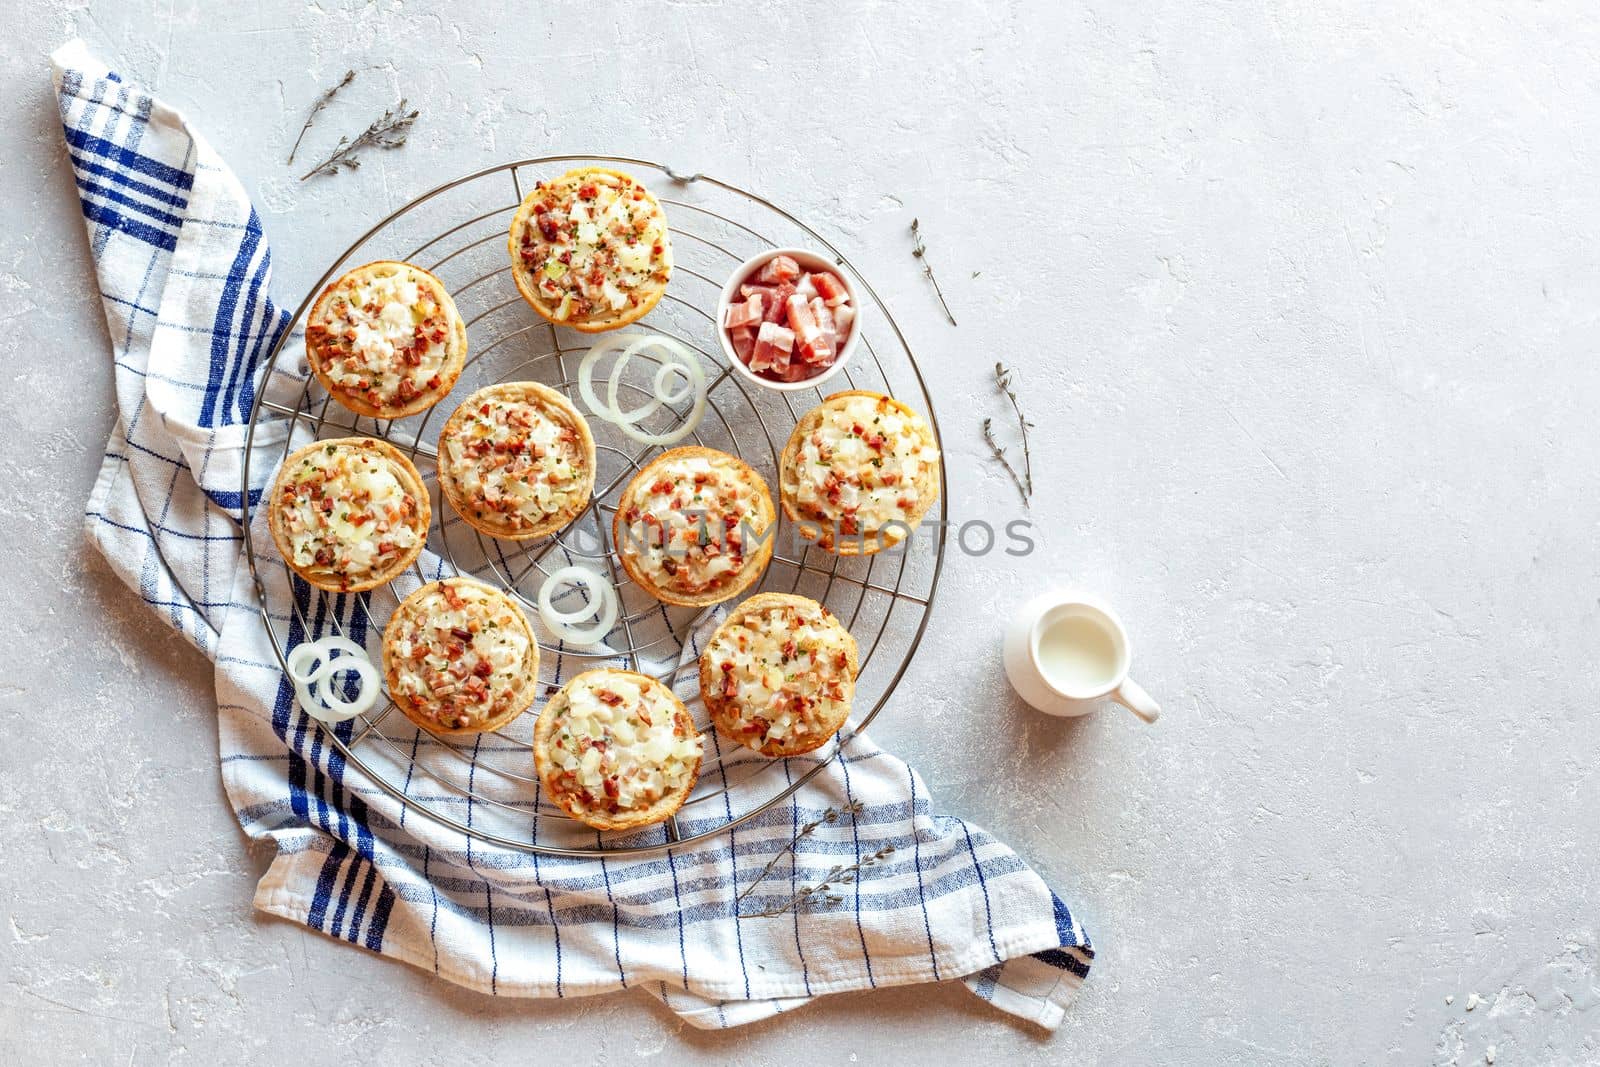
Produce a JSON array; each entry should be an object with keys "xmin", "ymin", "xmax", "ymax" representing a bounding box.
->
[{"xmin": 55, "ymin": 37, "xmax": 1094, "ymax": 1029}]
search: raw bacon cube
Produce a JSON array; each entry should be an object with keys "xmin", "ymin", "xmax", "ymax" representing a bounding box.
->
[
  {"xmin": 811, "ymin": 297, "xmax": 838, "ymax": 348},
  {"xmin": 832, "ymin": 304, "xmax": 856, "ymax": 338},
  {"xmin": 786, "ymin": 293, "xmax": 819, "ymax": 337},
  {"xmin": 810, "ymin": 272, "xmax": 849, "ymax": 307},
  {"xmin": 730, "ymin": 325, "xmax": 757, "ymax": 363},
  {"xmin": 795, "ymin": 273, "xmax": 818, "ymax": 300},
  {"xmin": 787, "ymin": 294, "xmax": 834, "ymax": 364},
  {"xmin": 800, "ymin": 333, "xmax": 835, "ymax": 364},
  {"xmin": 764, "ymin": 282, "xmax": 796, "ymax": 324},
  {"xmin": 724, "ymin": 293, "xmax": 764, "ymax": 329},
  {"xmin": 754, "ymin": 254, "xmax": 801, "ymax": 285},
  {"xmin": 750, "ymin": 321, "xmax": 795, "ymax": 373}
]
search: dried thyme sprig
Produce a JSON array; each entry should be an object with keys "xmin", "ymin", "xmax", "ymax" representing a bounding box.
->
[
  {"xmin": 734, "ymin": 801, "xmax": 863, "ymax": 909},
  {"xmin": 995, "ymin": 361, "xmax": 1034, "ymax": 499},
  {"xmin": 910, "ymin": 217, "xmax": 957, "ymax": 326},
  {"xmin": 983, "ymin": 417, "xmax": 1029, "ymax": 507},
  {"xmin": 301, "ymin": 99, "xmax": 420, "ymax": 181},
  {"xmin": 984, "ymin": 362, "xmax": 1035, "ymax": 506},
  {"xmin": 740, "ymin": 843, "xmax": 897, "ymax": 920},
  {"xmin": 287, "ymin": 69, "xmax": 356, "ymax": 165}
]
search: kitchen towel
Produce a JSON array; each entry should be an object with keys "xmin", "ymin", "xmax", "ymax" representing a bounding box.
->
[{"xmin": 56, "ymin": 38, "xmax": 1094, "ymax": 1030}]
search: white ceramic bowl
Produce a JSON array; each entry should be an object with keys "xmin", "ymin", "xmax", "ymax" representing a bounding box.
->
[{"xmin": 715, "ymin": 247, "xmax": 861, "ymax": 394}]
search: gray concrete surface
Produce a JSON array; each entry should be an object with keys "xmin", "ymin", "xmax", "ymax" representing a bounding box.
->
[{"xmin": 3, "ymin": 1, "xmax": 1599, "ymax": 1063}]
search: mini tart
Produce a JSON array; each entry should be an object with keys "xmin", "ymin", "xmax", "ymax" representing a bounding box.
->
[
  {"xmin": 507, "ymin": 167, "xmax": 673, "ymax": 333},
  {"xmin": 436, "ymin": 382, "xmax": 597, "ymax": 540},
  {"xmin": 305, "ymin": 260, "xmax": 467, "ymax": 418},
  {"xmin": 533, "ymin": 669, "xmax": 703, "ymax": 831},
  {"xmin": 613, "ymin": 446, "xmax": 776, "ymax": 607},
  {"xmin": 382, "ymin": 577, "xmax": 539, "ymax": 734},
  {"xmin": 780, "ymin": 391, "xmax": 942, "ymax": 555},
  {"xmin": 269, "ymin": 437, "xmax": 429, "ymax": 592},
  {"xmin": 700, "ymin": 593, "xmax": 859, "ymax": 757}
]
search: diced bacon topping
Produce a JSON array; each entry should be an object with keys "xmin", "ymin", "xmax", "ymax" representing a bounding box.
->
[{"xmin": 725, "ymin": 255, "xmax": 852, "ymax": 383}]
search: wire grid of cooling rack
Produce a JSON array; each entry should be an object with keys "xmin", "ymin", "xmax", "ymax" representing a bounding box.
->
[{"xmin": 239, "ymin": 157, "xmax": 947, "ymax": 856}]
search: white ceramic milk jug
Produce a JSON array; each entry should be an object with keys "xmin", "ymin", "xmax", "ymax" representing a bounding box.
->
[{"xmin": 1002, "ymin": 591, "xmax": 1160, "ymax": 722}]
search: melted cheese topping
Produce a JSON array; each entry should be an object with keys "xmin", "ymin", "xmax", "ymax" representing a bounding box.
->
[
  {"xmin": 308, "ymin": 265, "xmax": 453, "ymax": 409},
  {"xmin": 618, "ymin": 454, "xmax": 768, "ymax": 598},
  {"xmin": 706, "ymin": 600, "xmax": 854, "ymax": 750},
  {"xmin": 514, "ymin": 171, "xmax": 672, "ymax": 323},
  {"xmin": 543, "ymin": 673, "xmax": 702, "ymax": 817},
  {"xmin": 277, "ymin": 443, "xmax": 422, "ymax": 581},
  {"xmin": 443, "ymin": 393, "xmax": 587, "ymax": 532},
  {"xmin": 787, "ymin": 395, "xmax": 940, "ymax": 541},
  {"xmin": 389, "ymin": 581, "xmax": 533, "ymax": 730}
]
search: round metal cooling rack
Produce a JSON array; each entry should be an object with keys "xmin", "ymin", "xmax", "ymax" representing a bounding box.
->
[{"xmin": 239, "ymin": 156, "xmax": 947, "ymax": 857}]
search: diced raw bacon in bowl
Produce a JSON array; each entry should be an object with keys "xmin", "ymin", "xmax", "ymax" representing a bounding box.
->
[{"xmin": 723, "ymin": 253, "xmax": 854, "ymax": 385}]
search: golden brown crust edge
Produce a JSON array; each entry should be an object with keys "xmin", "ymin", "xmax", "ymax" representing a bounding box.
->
[
  {"xmin": 611, "ymin": 446, "xmax": 776, "ymax": 608},
  {"xmin": 698, "ymin": 592, "xmax": 859, "ymax": 758},
  {"xmin": 268, "ymin": 436, "xmax": 431, "ymax": 594},
  {"xmin": 380, "ymin": 577, "xmax": 541, "ymax": 737},
  {"xmin": 531, "ymin": 668, "xmax": 702, "ymax": 831},
  {"xmin": 305, "ymin": 260, "xmax": 468, "ymax": 420},
  {"xmin": 435, "ymin": 381, "xmax": 598, "ymax": 541},
  {"xmin": 779, "ymin": 390, "xmax": 941, "ymax": 556},
  {"xmin": 506, "ymin": 167, "xmax": 671, "ymax": 334}
]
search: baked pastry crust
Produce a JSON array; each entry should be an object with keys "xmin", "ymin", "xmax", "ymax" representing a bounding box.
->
[
  {"xmin": 699, "ymin": 592, "xmax": 858, "ymax": 757},
  {"xmin": 612, "ymin": 446, "xmax": 776, "ymax": 607},
  {"xmin": 507, "ymin": 167, "xmax": 673, "ymax": 333},
  {"xmin": 269, "ymin": 436, "xmax": 430, "ymax": 593},
  {"xmin": 304, "ymin": 260, "xmax": 467, "ymax": 419},
  {"xmin": 436, "ymin": 381, "xmax": 597, "ymax": 540},
  {"xmin": 779, "ymin": 390, "xmax": 941, "ymax": 555},
  {"xmin": 532, "ymin": 668, "xmax": 702, "ymax": 831},
  {"xmin": 382, "ymin": 577, "xmax": 540, "ymax": 736}
]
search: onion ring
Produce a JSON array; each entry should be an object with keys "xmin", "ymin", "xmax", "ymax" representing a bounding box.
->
[
  {"xmin": 577, "ymin": 332, "xmax": 708, "ymax": 446},
  {"xmin": 537, "ymin": 565, "xmax": 619, "ymax": 647},
  {"xmin": 286, "ymin": 635, "xmax": 380, "ymax": 723}
]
